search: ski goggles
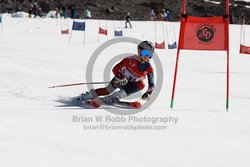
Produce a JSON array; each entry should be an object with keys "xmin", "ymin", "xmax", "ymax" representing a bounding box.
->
[{"xmin": 140, "ymin": 50, "xmax": 154, "ymax": 59}]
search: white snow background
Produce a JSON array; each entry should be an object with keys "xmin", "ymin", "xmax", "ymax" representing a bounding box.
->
[{"xmin": 0, "ymin": 16, "xmax": 250, "ymax": 167}]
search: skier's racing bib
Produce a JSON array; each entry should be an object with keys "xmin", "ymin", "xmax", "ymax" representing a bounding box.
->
[{"xmin": 121, "ymin": 67, "xmax": 145, "ymax": 82}]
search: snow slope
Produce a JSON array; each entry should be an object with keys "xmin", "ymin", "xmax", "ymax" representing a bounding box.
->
[{"xmin": 0, "ymin": 17, "xmax": 250, "ymax": 167}]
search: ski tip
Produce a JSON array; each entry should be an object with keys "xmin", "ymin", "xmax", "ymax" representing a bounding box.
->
[{"xmin": 130, "ymin": 101, "xmax": 141, "ymax": 108}]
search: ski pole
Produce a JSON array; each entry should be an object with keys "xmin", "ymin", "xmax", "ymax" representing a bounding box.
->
[{"xmin": 48, "ymin": 81, "xmax": 110, "ymax": 88}]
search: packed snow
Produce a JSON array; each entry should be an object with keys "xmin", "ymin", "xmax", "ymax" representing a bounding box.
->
[{"xmin": 0, "ymin": 17, "xmax": 250, "ymax": 167}]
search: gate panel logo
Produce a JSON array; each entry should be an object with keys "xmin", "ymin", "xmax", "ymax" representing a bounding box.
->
[{"xmin": 196, "ymin": 23, "xmax": 216, "ymax": 44}]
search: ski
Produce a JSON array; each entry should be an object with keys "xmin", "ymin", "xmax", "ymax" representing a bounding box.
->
[
  {"xmin": 84, "ymin": 99, "xmax": 141, "ymax": 109},
  {"xmin": 84, "ymin": 99, "xmax": 102, "ymax": 108},
  {"xmin": 115, "ymin": 100, "xmax": 141, "ymax": 109}
]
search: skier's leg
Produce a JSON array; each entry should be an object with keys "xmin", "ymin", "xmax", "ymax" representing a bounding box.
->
[
  {"xmin": 102, "ymin": 81, "xmax": 145, "ymax": 103},
  {"xmin": 94, "ymin": 76, "xmax": 122, "ymax": 96},
  {"xmin": 72, "ymin": 77, "xmax": 119, "ymax": 103},
  {"xmin": 102, "ymin": 89, "xmax": 127, "ymax": 103},
  {"xmin": 71, "ymin": 90, "xmax": 94, "ymax": 103},
  {"xmin": 129, "ymin": 21, "xmax": 132, "ymax": 28},
  {"xmin": 123, "ymin": 81, "xmax": 145, "ymax": 94},
  {"xmin": 94, "ymin": 82, "xmax": 115, "ymax": 96}
]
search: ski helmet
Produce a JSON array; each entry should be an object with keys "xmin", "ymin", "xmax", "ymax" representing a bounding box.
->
[{"xmin": 138, "ymin": 41, "xmax": 155, "ymax": 52}]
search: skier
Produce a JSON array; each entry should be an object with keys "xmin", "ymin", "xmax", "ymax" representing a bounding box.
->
[
  {"xmin": 72, "ymin": 41, "xmax": 156, "ymax": 106},
  {"xmin": 125, "ymin": 12, "xmax": 132, "ymax": 28}
]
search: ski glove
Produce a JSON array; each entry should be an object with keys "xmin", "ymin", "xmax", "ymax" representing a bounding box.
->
[
  {"xmin": 114, "ymin": 77, "xmax": 128, "ymax": 87},
  {"xmin": 141, "ymin": 87, "xmax": 154, "ymax": 100},
  {"xmin": 142, "ymin": 92, "xmax": 150, "ymax": 100}
]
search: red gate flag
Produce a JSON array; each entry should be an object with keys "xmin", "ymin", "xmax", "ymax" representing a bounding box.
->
[
  {"xmin": 99, "ymin": 27, "xmax": 108, "ymax": 35},
  {"xmin": 240, "ymin": 44, "xmax": 250, "ymax": 54},
  {"xmin": 239, "ymin": 16, "xmax": 250, "ymax": 55},
  {"xmin": 170, "ymin": 0, "xmax": 229, "ymax": 110},
  {"xmin": 61, "ymin": 29, "xmax": 69, "ymax": 34},
  {"xmin": 179, "ymin": 15, "xmax": 228, "ymax": 50},
  {"xmin": 155, "ymin": 41, "xmax": 165, "ymax": 49}
]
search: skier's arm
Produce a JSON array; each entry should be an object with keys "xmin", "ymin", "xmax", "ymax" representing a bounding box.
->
[
  {"xmin": 112, "ymin": 58, "xmax": 129, "ymax": 77},
  {"xmin": 111, "ymin": 58, "xmax": 130, "ymax": 87},
  {"xmin": 147, "ymin": 72, "xmax": 155, "ymax": 91},
  {"xmin": 142, "ymin": 68, "xmax": 155, "ymax": 100}
]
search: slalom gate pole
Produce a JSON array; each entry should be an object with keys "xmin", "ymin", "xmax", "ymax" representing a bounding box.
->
[
  {"xmin": 226, "ymin": 51, "xmax": 229, "ymax": 111},
  {"xmin": 170, "ymin": 49, "xmax": 180, "ymax": 108},
  {"xmin": 48, "ymin": 81, "xmax": 110, "ymax": 88},
  {"xmin": 170, "ymin": 0, "xmax": 186, "ymax": 108},
  {"xmin": 226, "ymin": 0, "xmax": 229, "ymax": 111}
]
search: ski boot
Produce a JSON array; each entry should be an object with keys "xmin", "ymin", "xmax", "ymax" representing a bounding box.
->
[
  {"xmin": 71, "ymin": 91, "xmax": 93, "ymax": 104},
  {"xmin": 102, "ymin": 89, "xmax": 127, "ymax": 104}
]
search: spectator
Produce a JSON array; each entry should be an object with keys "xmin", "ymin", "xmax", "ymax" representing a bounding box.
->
[
  {"xmin": 71, "ymin": 5, "xmax": 77, "ymax": 19},
  {"xmin": 61, "ymin": 5, "xmax": 67, "ymax": 18},
  {"xmin": 28, "ymin": 7, "xmax": 32, "ymax": 18},
  {"xmin": 83, "ymin": 9, "xmax": 91, "ymax": 19},
  {"xmin": 55, "ymin": 7, "xmax": 60, "ymax": 18},
  {"xmin": 229, "ymin": 14, "xmax": 234, "ymax": 24},
  {"xmin": 149, "ymin": 9, "xmax": 156, "ymax": 20},
  {"xmin": 239, "ymin": 13, "xmax": 245, "ymax": 25},
  {"xmin": 125, "ymin": 12, "xmax": 132, "ymax": 28},
  {"xmin": 159, "ymin": 9, "xmax": 166, "ymax": 21},
  {"xmin": 32, "ymin": 3, "xmax": 38, "ymax": 18},
  {"xmin": 37, "ymin": 7, "xmax": 42, "ymax": 17},
  {"xmin": 165, "ymin": 10, "xmax": 171, "ymax": 21}
]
